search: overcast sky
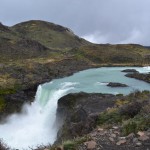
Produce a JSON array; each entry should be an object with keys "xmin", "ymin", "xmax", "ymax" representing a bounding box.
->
[{"xmin": 0, "ymin": 0, "xmax": 150, "ymax": 45}]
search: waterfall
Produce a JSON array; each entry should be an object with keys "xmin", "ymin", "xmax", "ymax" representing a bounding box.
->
[{"xmin": 0, "ymin": 82, "xmax": 77, "ymax": 150}]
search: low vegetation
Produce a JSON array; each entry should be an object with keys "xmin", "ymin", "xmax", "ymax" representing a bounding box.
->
[{"xmin": 97, "ymin": 91, "xmax": 150, "ymax": 135}]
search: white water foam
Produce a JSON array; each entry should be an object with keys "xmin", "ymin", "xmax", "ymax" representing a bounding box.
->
[
  {"xmin": 0, "ymin": 82, "xmax": 77, "ymax": 150},
  {"xmin": 143, "ymin": 66, "xmax": 150, "ymax": 72},
  {"xmin": 137, "ymin": 66, "xmax": 150, "ymax": 73},
  {"xmin": 95, "ymin": 82, "xmax": 109, "ymax": 86}
]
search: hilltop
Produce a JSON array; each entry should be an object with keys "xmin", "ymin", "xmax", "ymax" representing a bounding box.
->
[{"xmin": 0, "ymin": 20, "xmax": 89, "ymax": 61}]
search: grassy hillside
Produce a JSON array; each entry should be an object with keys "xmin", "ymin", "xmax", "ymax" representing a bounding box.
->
[
  {"xmin": 0, "ymin": 20, "xmax": 90, "ymax": 62},
  {"xmin": 72, "ymin": 44, "xmax": 150, "ymax": 66},
  {"xmin": 11, "ymin": 20, "xmax": 89, "ymax": 50}
]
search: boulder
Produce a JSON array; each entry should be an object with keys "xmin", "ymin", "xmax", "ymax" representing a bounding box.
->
[
  {"xmin": 107, "ymin": 82, "xmax": 128, "ymax": 87},
  {"xmin": 122, "ymin": 69, "xmax": 139, "ymax": 73},
  {"xmin": 116, "ymin": 139, "xmax": 126, "ymax": 145},
  {"xmin": 86, "ymin": 140, "xmax": 97, "ymax": 149}
]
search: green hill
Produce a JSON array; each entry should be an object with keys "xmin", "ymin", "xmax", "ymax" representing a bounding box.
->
[
  {"xmin": 0, "ymin": 20, "xmax": 90, "ymax": 61},
  {"xmin": 11, "ymin": 20, "xmax": 89, "ymax": 50}
]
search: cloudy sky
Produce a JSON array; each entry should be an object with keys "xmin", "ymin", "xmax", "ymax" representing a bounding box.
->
[{"xmin": 0, "ymin": 0, "xmax": 150, "ymax": 45}]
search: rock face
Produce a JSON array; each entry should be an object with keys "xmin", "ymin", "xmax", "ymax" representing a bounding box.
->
[
  {"xmin": 56, "ymin": 93, "xmax": 117, "ymax": 143},
  {"xmin": 107, "ymin": 82, "xmax": 128, "ymax": 87}
]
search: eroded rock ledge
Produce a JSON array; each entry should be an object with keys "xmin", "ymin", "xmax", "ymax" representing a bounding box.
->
[{"xmin": 55, "ymin": 92, "xmax": 117, "ymax": 143}]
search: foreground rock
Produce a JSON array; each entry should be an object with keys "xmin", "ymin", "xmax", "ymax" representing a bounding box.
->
[
  {"xmin": 77, "ymin": 127, "xmax": 150, "ymax": 150},
  {"xmin": 107, "ymin": 82, "xmax": 128, "ymax": 87},
  {"xmin": 51, "ymin": 91, "xmax": 150, "ymax": 150},
  {"xmin": 56, "ymin": 93, "xmax": 117, "ymax": 143}
]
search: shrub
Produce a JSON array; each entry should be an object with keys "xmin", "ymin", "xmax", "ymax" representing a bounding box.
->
[
  {"xmin": 119, "ymin": 102, "xmax": 142, "ymax": 118},
  {"xmin": 122, "ymin": 121, "xmax": 137, "ymax": 135},
  {"xmin": 63, "ymin": 136, "xmax": 90, "ymax": 150},
  {"xmin": 63, "ymin": 140, "xmax": 76, "ymax": 150},
  {"xmin": 97, "ymin": 109, "xmax": 123, "ymax": 125}
]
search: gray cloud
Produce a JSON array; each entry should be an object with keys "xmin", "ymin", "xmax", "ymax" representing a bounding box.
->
[{"xmin": 0, "ymin": 0, "xmax": 150, "ymax": 45}]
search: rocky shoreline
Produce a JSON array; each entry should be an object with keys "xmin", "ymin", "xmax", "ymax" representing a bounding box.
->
[
  {"xmin": 125, "ymin": 72, "xmax": 150, "ymax": 83},
  {"xmin": 52, "ymin": 91, "xmax": 150, "ymax": 150}
]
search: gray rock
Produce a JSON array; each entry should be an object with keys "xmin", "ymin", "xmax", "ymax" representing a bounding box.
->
[
  {"xmin": 127, "ymin": 133, "xmax": 135, "ymax": 139},
  {"xmin": 86, "ymin": 140, "xmax": 97, "ymax": 149},
  {"xmin": 107, "ymin": 82, "xmax": 128, "ymax": 87},
  {"xmin": 136, "ymin": 142, "xmax": 142, "ymax": 147},
  {"xmin": 122, "ymin": 69, "xmax": 139, "ymax": 73},
  {"xmin": 109, "ymin": 137, "xmax": 115, "ymax": 142},
  {"xmin": 138, "ymin": 135, "xmax": 149, "ymax": 141},
  {"xmin": 110, "ymin": 134, "xmax": 116, "ymax": 138},
  {"xmin": 116, "ymin": 139, "xmax": 127, "ymax": 145}
]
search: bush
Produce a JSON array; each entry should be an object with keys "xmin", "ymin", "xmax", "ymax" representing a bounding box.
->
[
  {"xmin": 122, "ymin": 114, "xmax": 150, "ymax": 135},
  {"xmin": 97, "ymin": 109, "xmax": 123, "ymax": 125},
  {"xmin": 122, "ymin": 121, "xmax": 137, "ymax": 135},
  {"xmin": 119, "ymin": 102, "xmax": 142, "ymax": 118},
  {"xmin": 63, "ymin": 141, "xmax": 76, "ymax": 150},
  {"xmin": 63, "ymin": 136, "xmax": 90, "ymax": 150}
]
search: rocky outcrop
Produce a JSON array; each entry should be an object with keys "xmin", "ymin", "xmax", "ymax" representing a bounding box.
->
[
  {"xmin": 107, "ymin": 82, "xmax": 128, "ymax": 87},
  {"xmin": 125, "ymin": 73, "xmax": 150, "ymax": 83},
  {"xmin": 56, "ymin": 93, "xmax": 117, "ymax": 143},
  {"xmin": 122, "ymin": 69, "xmax": 139, "ymax": 73}
]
